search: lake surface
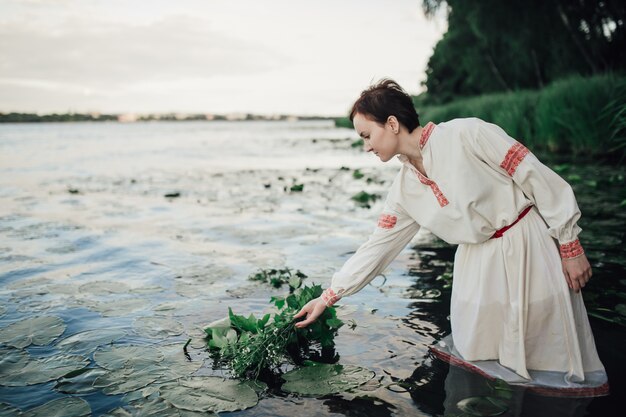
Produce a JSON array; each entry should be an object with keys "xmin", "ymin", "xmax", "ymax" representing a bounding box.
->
[{"xmin": 0, "ymin": 120, "xmax": 623, "ymax": 416}]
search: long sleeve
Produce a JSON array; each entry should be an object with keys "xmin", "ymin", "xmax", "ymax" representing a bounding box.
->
[
  {"xmin": 468, "ymin": 119, "xmax": 585, "ymax": 258},
  {"xmin": 321, "ymin": 199, "xmax": 420, "ymax": 306}
]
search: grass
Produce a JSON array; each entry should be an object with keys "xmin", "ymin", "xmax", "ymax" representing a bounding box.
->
[{"xmin": 336, "ymin": 74, "xmax": 626, "ymax": 159}]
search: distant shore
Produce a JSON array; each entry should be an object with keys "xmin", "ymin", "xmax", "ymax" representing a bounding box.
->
[{"xmin": 0, "ymin": 112, "xmax": 343, "ymax": 124}]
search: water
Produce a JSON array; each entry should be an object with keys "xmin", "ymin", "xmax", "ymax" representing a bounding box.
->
[{"xmin": 0, "ymin": 120, "xmax": 623, "ymax": 416}]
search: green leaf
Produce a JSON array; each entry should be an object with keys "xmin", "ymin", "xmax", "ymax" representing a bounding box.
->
[
  {"xmin": 288, "ymin": 276, "xmax": 302, "ymax": 290},
  {"xmin": 325, "ymin": 318, "xmax": 344, "ymax": 329},
  {"xmin": 228, "ymin": 308, "xmax": 259, "ymax": 334},
  {"xmin": 159, "ymin": 376, "xmax": 258, "ymax": 413},
  {"xmin": 281, "ymin": 364, "xmax": 374, "ymax": 396},
  {"xmin": 258, "ymin": 313, "xmax": 270, "ymax": 329},
  {"xmin": 286, "ymin": 295, "xmax": 299, "ymax": 309},
  {"xmin": 272, "ymin": 297, "xmax": 286, "ymax": 309}
]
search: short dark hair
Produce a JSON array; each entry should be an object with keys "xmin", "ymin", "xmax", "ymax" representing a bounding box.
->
[{"xmin": 349, "ymin": 79, "xmax": 420, "ymax": 133}]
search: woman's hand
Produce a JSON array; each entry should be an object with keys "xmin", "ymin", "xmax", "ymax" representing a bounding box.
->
[
  {"xmin": 562, "ymin": 254, "xmax": 592, "ymax": 292},
  {"xmin": 293, "ymin": 297, "xmax": 327, "ymax": 328}
]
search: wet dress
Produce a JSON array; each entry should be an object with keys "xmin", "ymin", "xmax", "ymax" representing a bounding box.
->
[{"xmin": 321, "ymin": 118, "xmax": 608, "ymax": 394}]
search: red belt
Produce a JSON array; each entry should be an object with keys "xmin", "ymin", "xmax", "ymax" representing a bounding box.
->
[{"xmin": 491, "ymin": 205, "xmax": 533, "ymax": 239}]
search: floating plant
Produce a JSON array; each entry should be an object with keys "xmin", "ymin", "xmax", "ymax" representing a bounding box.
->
[
  {"xmin": 159, "ymin": 376, "xmax": 258, "ymax": 413},
  {"xmin": 248, "ymin": 267, "xmax": 307, "ymax": 290},
  {"xmin": 0, "ymin": 347, "xmax": 89, "ymax": 387},
  {"xmin": 351, "ymin": 191, "xmax": 380, "ymax": 208},
  {"xmin": 55, "ymin": 328, "xmax": 127, "ymax": 355},
  {"xmin": 0, "ymin": 315, "xmax": 65, "ymax": 348},
  {"xmin": 92, "ymin": 344, "xmax": 203, "ymax": 396},
  {"xmin": 205, "ymin": 280, "xmax": 345, "ymax": 379},
  {"xmin": 78, "ymin": 280, "xmax": 130, "ymax": 295},
  {"xmin": 132, "ymin": 316, "xmax": 185, "ymax": 339},
  {"xmin": 26, "ymin": 397, "xmax": 91, "ymax": 417},
  {"xmin": 89, "ymin": 298, "xmax": 150, "ymax": 317},
  {"xmin": 281, "ymin": 363, "xmax": 375, "ymax": 396},
  {"xmin": 55, "ymin": 368, "xmax": 109, "ymax": 394}
]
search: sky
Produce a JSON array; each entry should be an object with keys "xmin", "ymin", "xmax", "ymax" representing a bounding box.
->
[{"xmin": 0, "ymin": 0, "xmax": 447, "ymax": 116}]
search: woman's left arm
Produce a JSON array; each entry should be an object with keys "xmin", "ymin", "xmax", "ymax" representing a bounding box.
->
[{"xmin": 469, "ymin": 119, "xmax": 591, "ymax": 292}]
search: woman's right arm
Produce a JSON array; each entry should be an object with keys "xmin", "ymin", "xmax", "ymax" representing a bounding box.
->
[{"xmin": 295, "ymin": 201, "xmax": 420, "ymax": 328}]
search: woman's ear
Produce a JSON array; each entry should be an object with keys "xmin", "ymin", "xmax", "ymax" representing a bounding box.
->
[{"xmin": 387, "ymin": 116, "xmax": 399, "ymax": 134}]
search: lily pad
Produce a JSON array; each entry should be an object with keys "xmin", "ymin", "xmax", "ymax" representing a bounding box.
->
[
  {"xmin": 0, "ymin": 316, "xmax": 65, "ymax": 348},
  {"xmin": 55, "ymin": 328, "xmax": 127, "ymax": 354},
  {"xmin": 0, "ymin": 402, "xmax": 22, "ymax": 416},
  {"xmin": 55, "ymin": 367, "xmax": 108, "ymax": 394},
  {"xmin": 94, "ymin": 364, "xmax": 162, "ymax": 395},
  {"xmin": 90, "ymin": 298, "xmax": 150, "ymax": 316},
  {"xmin": 155, "ymin": 344, "xmax": 204, "ymax": 380},
  {"xmin": 457, "ymin": 396, "xmax": 508, "ymax": 416},
  {"xmin": 0, "ymin": 348, "xmax": 89, "ymax": 386},
  {"xmin": 92, "ymin": 344, "xmax": 202, "ymax": 395},
  {"xmin": 129, "ymin": 286, "xmax": 165, "ymax": 295},
  {"xmin": 0, "ymin": 347, "xmax": 30, "ymax": 375},
  {"xmin": 25, "ymin": 397, "xmax": 90, "ymax": 417},
  {"xmin": 105, "ymin": 399, "xmax": 217, "ymax": 417},
  {"xmin": 94, "ymin": 345, "xmax": 165, "ymax": 370},
  {"xmin": 281, "ymin": 364, "xmax": 375, "ymax": 396},
  {"xmin": 159, "ymin": 376, "xmax": 258, "ymax": 413},
  {"xmin": 6, "ymin": 277, "xmax": 51, "ymax": 291},
  {"xmin": 133, "ymin": 317, "xmax": 185, "ymax": 339},
  {"xmin": 78, "ymin": 280, "xmax": 130, "ymax": 295}
]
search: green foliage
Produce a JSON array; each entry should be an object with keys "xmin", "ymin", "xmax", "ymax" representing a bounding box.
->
[
  {"xmin": 205, "ymin": 280, "xmax": 345, "ymax": 380},
  {"xmin": 0, "ymin": 112, "xmax": 117, "ymax": 123},
  {"xmin": 420, "ymin": 74, "xmax": 626, "ymax": 159},
  {"xmin": 351, "ymin": 138, "xmax": 364, "ymax": 148},
  {"xmin": 352, "ymin": 169, "xmax": 365, "ymax": 180},
  {"xmin": 422, "ymin": 0, "xmax": 626, "ymax": 103},
  {"xmin": 334, "ymin": 117, "xmax": 353, "ymax": 129},
  {"xmin": 289, "ymin": 184, "xmax": 304, "ymax": 192},
  {"xmin": 281, "ymin": 364, "xmax": 375, "ymax": 396},
  {"xmin": 351, "ymin": 191, "xmax": 380, "ymax": 208},
  {"xmin": 248, "ymin": 268, "xmax": 307, "ymax": 292}
]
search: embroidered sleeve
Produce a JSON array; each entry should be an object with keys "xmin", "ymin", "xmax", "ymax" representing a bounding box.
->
[
  {"xmin": 500, "ymin": 142, "xmax": 530, "ymax": 176},
  {"xmin": 325, "ymin": 201, "xmax": 420, "ymax": 303},
  {"xmin": 559, "ymin": 239, "xmax": 585, "ymax": 259},
  {"xmin": 321, "ymin": 288, "xmax": 340, "ymax": 307},
  {"xmin": 469, "ymin": 119, "xmax": 583, "ymax": 246}
]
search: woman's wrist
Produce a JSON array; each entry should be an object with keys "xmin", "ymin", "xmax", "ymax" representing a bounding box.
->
[{"xmin": 321, "ymin": 288, "xmax": 340, "ymax": 307}]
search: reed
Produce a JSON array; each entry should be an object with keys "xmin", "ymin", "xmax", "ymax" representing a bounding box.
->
[{"xmin": 336, "ymin": 75, "xmax": 626, "ymax": 159}]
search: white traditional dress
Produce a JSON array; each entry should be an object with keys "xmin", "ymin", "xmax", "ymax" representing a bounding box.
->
[{"xmin": 321, "ymin": 118, "xmax": 608, "ymax": 395}]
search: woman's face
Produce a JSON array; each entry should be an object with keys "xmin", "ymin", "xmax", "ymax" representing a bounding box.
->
[{"xmin": 353, "ymin": 112, "xmax": 398, "ymax": 162}]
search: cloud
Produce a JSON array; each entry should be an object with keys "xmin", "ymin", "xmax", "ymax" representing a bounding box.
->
[{"xmin": 0, "ymin": 14, "xmax": 287, "ymax": 90}]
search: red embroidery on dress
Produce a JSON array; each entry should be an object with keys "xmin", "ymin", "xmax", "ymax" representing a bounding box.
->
[
  {"xmin": 419, "ymin": 122, "xmax": 436, "ymax": 149},
  {"xmin": 560, "ymin": 239, "xmax": 585, "ymax": 259},
  {"xmin": 500, "ymin": 141, "xmax": 529, "ymax": 176},
  {"xmin": 321, "ymin": 288, "xmax": 340, "ymax": 306},
  {"xmin": 377, "ymin": 214, "xmax": 397, "ymax": 229},
  {"xmin": 414, "ymin": 169, "xmax": 449, "ymax": 207}
]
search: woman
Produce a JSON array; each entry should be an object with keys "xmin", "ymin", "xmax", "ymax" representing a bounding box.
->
[{"xmin": 293, "ymin": 79, "xmax": 608, "ymax": 393}]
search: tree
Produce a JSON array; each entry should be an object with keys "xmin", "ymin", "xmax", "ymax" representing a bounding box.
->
[{"xmin": 421, "ymin": 0, "xmax": 626, "ymax": 103}]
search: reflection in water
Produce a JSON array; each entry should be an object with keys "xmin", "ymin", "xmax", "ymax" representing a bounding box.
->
[
  {"xmin": 323, "ymin": 395, "xmax": 397, "ymax": 417},
  {"xmin": 442, "ymin": 365, "xmax": 592, "ymax": 417}
]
